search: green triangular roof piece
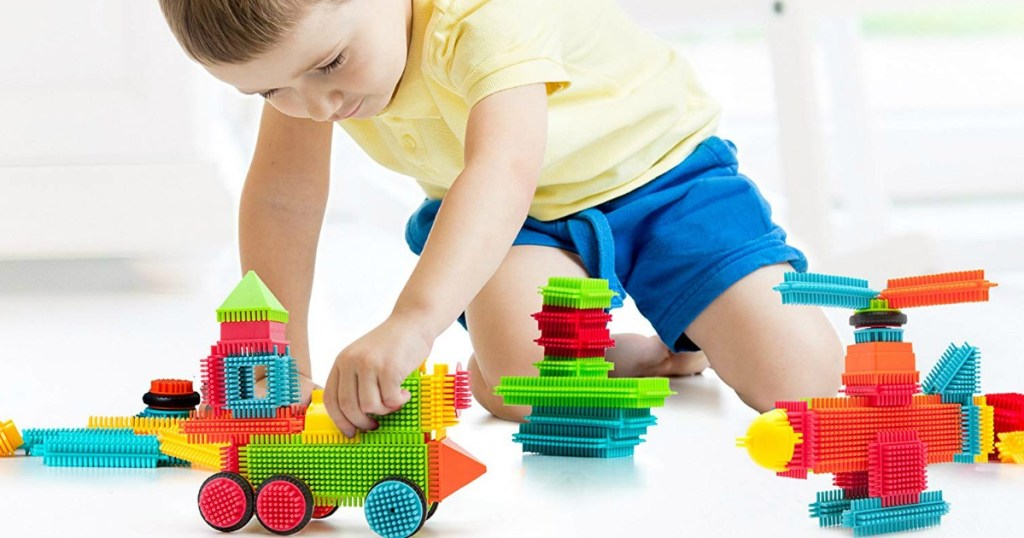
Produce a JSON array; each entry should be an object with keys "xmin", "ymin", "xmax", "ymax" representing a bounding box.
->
[{"xmin": 217, "ymin": 271, "xmax": 289, "ymax": 323}]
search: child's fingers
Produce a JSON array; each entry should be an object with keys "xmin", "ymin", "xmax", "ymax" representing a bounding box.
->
[
  {"xmin": 324, "ymin": 367, "xmax": 357, "ymax": 438},
  {"xmin": 357, "ymin": 372, "xmax": 390, "ymax": 417},
  {"xmin": 379, "ymin": 379, "xmax": 411, "ymax": 410},
  {"xmin": 340, "ymin": 372, "xmax": 378, "ymax": 432}
]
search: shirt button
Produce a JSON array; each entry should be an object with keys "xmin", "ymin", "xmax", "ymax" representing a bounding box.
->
[{"xmin": 402, "ymin": 134, "xmax": 417, "ymax": 150}]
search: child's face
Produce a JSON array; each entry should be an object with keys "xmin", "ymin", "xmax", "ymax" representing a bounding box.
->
[{"xmin": 206, "ymin": 0, "xmax": 411, "ymax": 122}]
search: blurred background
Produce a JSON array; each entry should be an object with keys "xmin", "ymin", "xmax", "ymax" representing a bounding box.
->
[{"xmin": 1, "ymin": 0, "xmax": 1023, "ymax": 399}]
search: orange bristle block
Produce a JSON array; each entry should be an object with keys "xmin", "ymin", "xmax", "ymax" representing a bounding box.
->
[
  {"xmin": 151, "ymin": 379, "xmax": 195, "ymax": 395},
  {"xmin": 880, "ymin": 270, "xmax": 997, "ymax": 308}
]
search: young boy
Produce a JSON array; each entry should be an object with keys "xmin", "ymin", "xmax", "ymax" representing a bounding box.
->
[{"xmin": 159, "ymin": 0, "xmax": 843, "ymax": 438}]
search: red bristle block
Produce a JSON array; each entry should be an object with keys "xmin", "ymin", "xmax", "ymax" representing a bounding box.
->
[
  {"xmin": 985, "ymin": 393, "xmax": 1024, "ymax": 434},
  {"xmin": 220, "ymin": 320, "xmax": 287, "ymax": 341},
  {"xmin": 533, "ymin": 308, "xmax": 612, "ymax": 338},
  {"xmin": 202, "ymin": 353, "xmax": 227, "ymax": 409},
  {"xmin": 880, "ymin": 270, "xmax": 997, "ymax": 308},
  {"xmin": 869, "ymin": 431, "xmax": 927, "ymax": 507},
  {"xmin": 451, "ymin": 364, "xmax": 471, "ymax": 413},
  {"xmin": 775, "ymin": 401, "xmax": 816, "ymax": 474},
  {"xmin": 834, "ymin": 471, "xmax": 870, "ymax": 499},
  {"xmin": 536, "ymin": 329, "xmax": 615, "ymax": 358},
  {"xmin": 182, "ymin": 407, "xmax": 305, "ymax": 444},
  {"xmin": 214, "ymin": 340, "xmax": 290, "ymax": 357},
  {"xmin": 150, "ymin": 379, "xmax": 194, "ymax": 395}
]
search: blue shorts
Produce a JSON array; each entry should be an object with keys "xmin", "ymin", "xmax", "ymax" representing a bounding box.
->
[{"xmin": 405, "ymin": 136, "xmax": 807, "ymax": 352}]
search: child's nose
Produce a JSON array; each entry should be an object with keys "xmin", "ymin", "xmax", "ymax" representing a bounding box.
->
[{"xmin": 299, "ymin": 88, "xmax": 342, "ymax": 122}]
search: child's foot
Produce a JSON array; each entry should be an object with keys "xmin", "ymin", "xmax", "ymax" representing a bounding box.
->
[{"xmin": 607, "ymin": 334, "xmax": 709, "ymax": 378}]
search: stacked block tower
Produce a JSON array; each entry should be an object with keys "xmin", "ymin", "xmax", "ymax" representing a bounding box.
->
[
  {"xmin": 737, "ymin": 270, "xmax": 1024, "ymax": 537},
  {"xmin": 202, "ymin": 270, "xmax": 300, "ymax": 417},
  {"xmin": 495, "ymin": 277, "xmax": 675, "ymax": 458}
]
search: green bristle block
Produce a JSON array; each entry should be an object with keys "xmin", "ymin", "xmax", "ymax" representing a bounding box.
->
[
  {"xmin": 239, "ymin": 438, "xmax": 428, "ymax": 507},
  {"xmin": 535, "ymin": 358, "xmax": 615, "ymax": 378},
  {"xmin": 495, "ymin": 377, "xmax": 674, "ymax": 408},
  {"xmin": 539, "ymin": 277, "xmax": 617, "ymax": 310},
  {"xmin": 373, "ymin": 377, "xmax": 422, "ymax": 432}
]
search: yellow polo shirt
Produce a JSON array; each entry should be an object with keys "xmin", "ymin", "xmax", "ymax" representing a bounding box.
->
[{"xmin": 339, "ymin": 0, "xmax": 721, "ymax": 221}]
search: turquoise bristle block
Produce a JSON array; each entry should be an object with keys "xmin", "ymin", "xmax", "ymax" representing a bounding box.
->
[
  {"xmin": 519, "ymin": 422, "xmax": 651, "ymax": 440},
  {"xmin": 841, "ymin": 491, "xmax": 948, "ymax": 537},
  {"xmin": 773, "ymin": 272, "xmax": 878, "ymax": 310},
  {"xmin": 516, "ymin": 435, "xmax": 640, "ymax": 458},
  {"xmin": 528, "ymin": 407, "xmax": 656, "ymax": 430},
  {"xmin": 137, "ymin": 408, "xmax": 192, "ymax": 419},
  {"xmin": 364, "ymin": 479, "xmax": 425, "ymax": 538},
  {"xmin": 956, "ymin": 405, "xmax": 982, "ymax": 461},
  {"xmin": 854, "ymin": 328, "xmax": 904, "ymax": 344},
  {"xmin": 41, "ymin": 429, "xmax": 162, "ymax": 468},
  {"xmin": 224, "ymin": 353, "xmax": 299, "ymax": 417},
  {"xmin": 21, "ymin": 428, "xmax": 79, "ymax": 456},
  {"xmin": 809, "ymin": 490, "xmax": 851, "ymax": 528},
  {"xmin": 923, "ymin": 343, "xmax": 980, "ymax": 399}
]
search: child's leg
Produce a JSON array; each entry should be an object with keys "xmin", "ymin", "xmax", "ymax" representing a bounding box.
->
[
  {"xmin": 465, "ymin": 245, "xmax": 705, "ymax": 422},
  {"xmin": 685, "ymin": 262, "xmax": 844, "ymax": 413}
]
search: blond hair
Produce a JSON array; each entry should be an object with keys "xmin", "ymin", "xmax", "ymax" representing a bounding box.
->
[{"xmin": 158, "ymin": 0, "xmax": 318, "ymax": 65}]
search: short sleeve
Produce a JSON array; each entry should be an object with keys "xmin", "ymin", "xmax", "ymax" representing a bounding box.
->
[{"xmin": 426, "ymin": 0, "xmax": 571, "ymax": 106}]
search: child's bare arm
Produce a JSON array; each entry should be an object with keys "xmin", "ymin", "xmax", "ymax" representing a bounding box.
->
[
  {"xmin": 240, "ymin": 102, "xmax": 333, "ymax": 401},
  {"xmin": 324, "ymin": 83, "xmax": 549, "ymax": 436}
]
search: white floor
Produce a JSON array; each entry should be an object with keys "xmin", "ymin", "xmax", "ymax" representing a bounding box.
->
[{"xmin": 1, "ymin": 221, "xmax": 1023, "ymax": 537}]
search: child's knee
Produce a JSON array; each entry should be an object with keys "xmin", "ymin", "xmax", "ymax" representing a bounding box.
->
[{"xmin": 468, "ymin": 355, "xmax": 529, "ymax": 423}]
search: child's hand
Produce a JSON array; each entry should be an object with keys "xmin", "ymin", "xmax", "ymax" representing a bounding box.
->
[{"xmin": 323, "ymin": 313, "xmax": 432, "ymax": 437}]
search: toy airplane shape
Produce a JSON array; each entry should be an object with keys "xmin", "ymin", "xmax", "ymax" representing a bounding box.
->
[{"xmin": 737, "ymin": 270, "xmax": 1023, "ymax": 536}]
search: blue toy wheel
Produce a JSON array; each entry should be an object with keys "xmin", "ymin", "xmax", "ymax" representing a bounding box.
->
[{"xmin": 364, "ymin": 476, "xmax": 427, "ymax": 538}]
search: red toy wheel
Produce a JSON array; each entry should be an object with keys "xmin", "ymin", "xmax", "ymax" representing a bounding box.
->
[
  {"xmin": 312, "ymin": 505, "xmax": 339, "ymax": 519},
  {"xmin": 255, "ymin": 475, "xmax": 314, "ymax": 535},
  {"xmin": 198, "ymin": 472, "xmax": 255, "ymax": 533}
]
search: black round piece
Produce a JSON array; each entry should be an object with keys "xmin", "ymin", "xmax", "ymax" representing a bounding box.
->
[
  {"xmin": 849, "ymin": 310, "xmax": 908, "ymax": 328},
  {"xmin": 143, "ymin": 391, "xmax": 201, "ymax": 410},
  {"xmin": 426, "ymin": 502, "xmax": 439, "ymax": 521}
]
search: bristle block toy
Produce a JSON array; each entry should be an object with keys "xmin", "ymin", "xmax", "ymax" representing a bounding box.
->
[
  {"xmin": 855, "ymin": 328, "xmax": 904, "ymax": 344},
  {"xmin": 497, "ymin": 277, "xmax": 674, "ymax": 458},
  {"xmin": 41, "ymin": 429, "xmax": 163, "ymax": 468},
  {"xmin": 995, "ymin": 431, "xmax": 1024, "ymax": 463},
  {"xmin": 364, "ymin": 477, "xmax": 427, "ymax": 538},
  {"xmin": 773, "ymin": 272, "xmax": 879, "ymax": 309},
  {"xmin": 1, "ymin": 420, "xmax": 23, "ymax": 456},
  {"xmin": 539, "ymin": 277, "xmax": 618, "ymax": 310},
  {"xmin": 880, "ymin": 270, "xmax": 996, "ymax": 309},
  {"xmin": 740, "ymin": 270, "xmax": 1008, "ymax": 535},
  {"xmin": 840, "ymin": 492, "xmax": 948, "ymax": 537}
]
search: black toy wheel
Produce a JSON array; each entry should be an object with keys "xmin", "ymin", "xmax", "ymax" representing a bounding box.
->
[{"xmin": 426, "ymin": 502, "xmax": 439, "ymax": 521}]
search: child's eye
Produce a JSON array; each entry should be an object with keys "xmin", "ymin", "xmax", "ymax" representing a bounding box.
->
[
  {"xmin": 259, "ymin": 89, "xmax": 279, "ymax": 99},
  {"xmin": 317, "ymin": 53, "xmax": 346, "ymax": 75}
]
